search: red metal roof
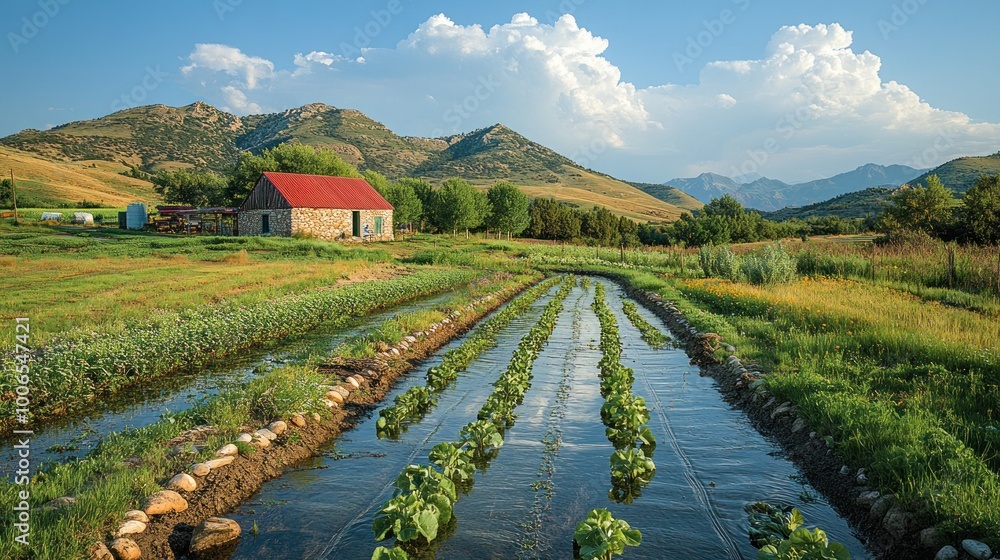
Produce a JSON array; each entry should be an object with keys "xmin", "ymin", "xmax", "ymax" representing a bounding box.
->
[{"xmin": 262, "ymin": 172, "xmax": 393, "ymax": 210}]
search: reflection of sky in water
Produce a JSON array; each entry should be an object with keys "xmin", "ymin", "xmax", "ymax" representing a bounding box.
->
[{"xmin": 225, "ymin": 280, "xmax": 871, "ymax": 560}]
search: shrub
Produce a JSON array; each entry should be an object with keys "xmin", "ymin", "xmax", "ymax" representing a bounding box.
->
[
  {"xmin": 743, "ymin": 243, "xmax": 797, "ymax": 285},
  {"xmin": 699, "ymin": 245, "xmax": 741, "ymax": 281}
]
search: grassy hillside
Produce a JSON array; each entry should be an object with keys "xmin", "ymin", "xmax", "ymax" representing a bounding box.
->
[
  {"xmin": 629, "ymin": 182, "xmax": 705, "ymax": 213},
  {"xmin": 764, "ymin": 187, "xmax": 894, "ymax": 221},
  {"xmin": 910, "ymin": 152, "xmax": 1000, "ymax": 193},
  {"xmin": 2, "ymin": 103, "xmax": 244, "ymax": 173},
  {"xmin": 2, "ymin": 104, "xmax": 689, "ymax": 222},
  {"xmin": 0, "ymin": 146, "xmax": 161, "ymax": 207},
  {"xmin": 237, "ymin": 104, "xmax": 437, "ymax": 177}
]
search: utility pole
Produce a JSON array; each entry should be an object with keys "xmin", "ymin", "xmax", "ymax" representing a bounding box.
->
[{"xmin": 9, "ymin": 169, "xmax": 17, "ymax": 225}]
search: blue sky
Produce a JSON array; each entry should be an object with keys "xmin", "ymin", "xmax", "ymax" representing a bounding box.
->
[{"xmin": 2, "ymin": 0, "xmax": 998, "ymax": 182}]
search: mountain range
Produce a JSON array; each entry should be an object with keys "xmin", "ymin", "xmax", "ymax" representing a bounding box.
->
[
  {"xmin": 665, "ymin": 164, "xmax": 928, "ymax": 212},
  {"xmin": 0, "ymin": 102, "xmax": 700, "ymax": 222}
]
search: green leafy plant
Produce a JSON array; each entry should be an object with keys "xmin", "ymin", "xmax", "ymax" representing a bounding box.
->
[
  {"xmin": 428, "ymin": 442, "xmax": 475, "ymax": 483},
  {"xmin": 746, "ymin": 502, "xmax": 849, "ymax": 560},
  {"xmin": 373, "ymin": 466, "xmax": 457, "ymax": 545},
  {"xmin": 371, "ymin": 546, "xmax": 409, "ymax": 560},
  {"xmin": 609, "ymin": 448, "xmax": 656, "ymax": 488},
  {"xmin": 573, "ymin": 508, "xmax": 642, "ymax": 560},
  {"xmin": 459, "ymin": 420, "xmax": 505, "ymax": 455},
  {"xmin": 621, "ymin": 300, "xmax": 669, "ymax": 349}
]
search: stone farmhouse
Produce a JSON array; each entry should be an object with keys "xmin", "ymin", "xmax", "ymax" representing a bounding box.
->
[{"xmin": 238, "ymin": 172, "xmax": 394, "ymax": 242}]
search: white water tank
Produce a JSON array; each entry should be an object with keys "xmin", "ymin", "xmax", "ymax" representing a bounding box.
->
[{"xmin": 126, "ymin": 203, "xmax": 147, "ymax": 230}]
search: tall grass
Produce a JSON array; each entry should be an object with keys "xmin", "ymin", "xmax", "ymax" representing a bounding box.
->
[{"xmin": 672, "ymin": 276, "xmax": 1000, "ymax": 542}]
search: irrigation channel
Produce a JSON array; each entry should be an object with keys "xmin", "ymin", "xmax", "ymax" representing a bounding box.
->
[
  {"xmin": 0, "ymin": 290, "xmax": 462, "ymax": 467},
  {"xmin": 224, "ymin": 278, "xmax": 872, "ymax": 560}
]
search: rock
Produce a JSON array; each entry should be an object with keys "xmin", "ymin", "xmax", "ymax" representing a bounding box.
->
[
  {"xmin": 255, "ymin": 428, "xmax": 278, "ymax": 441},
  {"xmin": 856, "ymin": 490, "xmax": 881, "ymax": 509},
  {"xmin": 267, "ymin": 421, "xmax": 287, "ymax": 435},
  {"xmin": 882, "ymin": 505, "xmax": 915, "ymax": 538},
  {"xmin": 771, "ymin": 402, "xmax": 794, "ymax": 419},
  {"xmin": 791, "ymin": 418, "xmax": 808, "ymax": 433},
  {"xmin": 42, "ymin": 496, "xmax": 76, "ymax": 510},
  {"xmin": 405, "ymin": 336, "xmax": 417, "ymax": 344},
  {"xmin": 934, "ymin": 546, "xmax": 959, "ymax": 560},
  {"xmin": 290, "ymin": 414, "xmax": 307, "ymax": 428},
  {"xmin": 203, "ymin": 456, "xmax": 235, "ymax": 470},
  {"xmin": 190, "ymin": 517, "xmax": 242, "ymax": 555},
  {"xmin": 390, "ymin": 348, "xmax": 400, "ymax": 356},
  {"xmin": 869, "ymin": 494, "xmax": 894, "ymax": 522},
  {"xmin": 325, "ymin": 391, "xmax": 344, "ymax": 404},
  {"xmin": 322, "ymin": 399, "xmax": 338, "ymax": 408},
  {"xmin": 143, "ymin": 490, "xmax": 188, "ymax": 516},
  {"xmin": 332, "ymin": 386, "xmax": 350, "ymax": 397},
  {"xmin": 216, "ymin": 444, "xmax": 238, "ymax": 457},
  {"xmin": 109, "ymin": 538, "xmax": 141, "ymax": 560},
  {"xmin": 236, "ymin": 433, "xmax": 253, "ymax": 443},
  {"xmin": 920, "ymin": 527, "xmax": 949, "ymax": 549},
  {"xmin": 88, "ymin": 541, "xmax": 114, "ymax": 560},
  {"xmin": 166, "ymin": 473, "xmax": 197, "ymax": 493},
  {"xmin": 190, "ymin": 463, "xmax": 210, "ymax": 477},
  {"xmin": 252, "ymin": 435, "xmax": 270, "ymax": 448},
  {"xmin": 115, "ymin": 520, "xmax": 147, "ymax": 537},
  {"xmin": 839, "ymin": 465, "xmax": 851, "ymax": 476},
  {"xmin": 124, "ymin": 510, "xmax": 149, "ymax": 523},
  {"xmin": 856, "ymin": 472, "xmax": 868, "ymax": 484},
  {"xmin": 345, "ymin": 377, "xmax": 360, "ymax": 389},
  {"xmin": 962, "ymin": 539, "xmax": 991, "ymax": 559},
  {"xmin": 311, "ymin": 413, "xmax": 321, "ymax": 422}
]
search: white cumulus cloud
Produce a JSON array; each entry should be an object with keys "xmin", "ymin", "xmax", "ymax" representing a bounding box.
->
[{"xmin": 178, "ymin": 17, "xmax": 1000, "ymax": 183}]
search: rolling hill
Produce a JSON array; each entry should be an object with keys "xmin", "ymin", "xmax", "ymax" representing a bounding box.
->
[
  {"xmin": 909, "ymin": 153, "xmax": 1000, "ymax": 193},
  {"xmin": 0, "ymin": 102, "xmax": 691, "ymax": 222},
  {"xmin": 762, "ymin": 187, "xmax": 895, "ymax": 221},
  {"xmin": 0, "ymin": 146, "xmax": 161, "ymax": 207},
  {"xmin": 667, "ymin": 163, "xmax": 925, "ymax": 211}
]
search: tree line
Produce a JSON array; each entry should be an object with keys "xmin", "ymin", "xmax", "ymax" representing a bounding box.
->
[
  {"xmin": 149, "ymin": 143, "xmax": 1000, "ymax": 247},
  {"xmin": 877, "ymin": 174, "xmax": 1000, "ymax": 245},
  {"xmin": 152, "ymin": 143, "xmax": 637, "ymax": 244}
]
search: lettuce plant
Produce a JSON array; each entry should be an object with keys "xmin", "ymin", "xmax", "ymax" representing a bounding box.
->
[{"xmin": 573, "ymin": 508, "xmax": 642, "ymax": 560}]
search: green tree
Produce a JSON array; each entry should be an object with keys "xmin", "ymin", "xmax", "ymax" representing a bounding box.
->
[
  {"xmin": 363, "ymin": 170, "xmax": 391, "ymax": 193},
  {"xmin": 152, "ymin": 169, "xmax": 228, "ymax": 207},
  {"xmin": 583, "ymin": 206, "xmax": 618, "ymax": 246},
  {"xmin": 227, "ymin": 143, "xmax": 360, "ymax": 204},
  {"xmin": 435, "ymin": 178, "xmax": 490, "ymax": 236},
  {"xmin": 528, "ymin": 198, "xmax": 582, "ymax": 241},
  {"xmin": 381, "ymin": 180, "xmax": 424, "ymax": 233},
  {"xmin": 961, "ymin": 174, "xmax": 1000, "ymax": 244},
  {"xmin": 880, "ymin": 174, "xmax": 955, "ymax": 237},
  {"xmin": 486, "ymin": 181, "xmax": 531, "ymax": 239},
  {"xmin": 617, "ymin": 215, "xmax": 640, "ymax": 248},
  {"xmin": 0, "ymin": 179, "xmax": 12, "ymax": 208}
]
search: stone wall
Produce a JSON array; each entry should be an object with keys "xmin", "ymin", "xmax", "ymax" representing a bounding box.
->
[
  {"xmin": 291, "ymin": 208, "xmax": 395, "ymax": 242},
  {"xmin": 290, "ymin": 208, "xmax": 352, "ymax": 241},
  {"xmin": 238, "ymin": 209, "xmax": 291, "ymax": 237},
  {"xmin": 239, "ymin": 208, "xmax": 394, "ymax": 242}
]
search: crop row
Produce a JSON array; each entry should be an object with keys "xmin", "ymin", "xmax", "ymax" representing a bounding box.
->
[
  {"xmin": 573, "ymin": 283, "xmax": 652, "ymax": 560},
  {"xmin": 376, "ymin": 276, "xmax": 562, "ymax": 438},
  {"xmin": 621, "ymin": 300, "xmax": 669, "ymax": 349},
  {"xmin": 2, "ymin": 269, "xmax": 475, "ymax": 423},
  {"xmin": 371, "ymin": 276, "xmax": 577, "ymax": 559}
]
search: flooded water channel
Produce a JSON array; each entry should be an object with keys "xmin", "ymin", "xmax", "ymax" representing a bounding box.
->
[
  {"xmin": 0, "ymin": 290, "xmax": 460, "ymax": 467},
  {"xmin": 225, "ymin": 279, "xmax": 872, "ymax": 559}
]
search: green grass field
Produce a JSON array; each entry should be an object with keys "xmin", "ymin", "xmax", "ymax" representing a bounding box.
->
[{"xmin": 3, "ymin": 221, "xmax": 1000, "ymax": 553}]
